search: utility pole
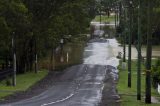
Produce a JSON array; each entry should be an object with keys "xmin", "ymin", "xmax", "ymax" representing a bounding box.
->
[
  {"xmin": 128, "ymin": 0, "xmax": 132, "ymax": 88},
  {"xmin": 34, "ymin": 37, "xmax": 38, "ymax": 73},
  {"xmin": 137, "ymin": 0, "xmax": 142, "ymax": 100},
  {"xmin": 115, "ymin": 5, "xmax": 117, "ymax": 28},
  {"xmin": 119, "ymin": 1, "xmax": 122, "ymax": 26},
  {"xmin": 123, "ymin": 4, "xmax": 127, "ymax": 64},
  {"xmin": 145, "ymin": 0, "xmax": 152, "ymax": 103},
  {"xmin": 117, "ymin": 5, "xmax": 119, "ymax": 26},
  {"xmin": 123, "ymin": 33, "xmax": 126, "ymax": 62},
  {"xmin": 60, "ymin": 38, "xmax": 64, "ymax": 63},
  {"xmin": 123, "ymin": 30, "xmax": 126, "ymax": 63},
  {"xmin": 100, "ymin": 0, "xmax": 102, "ymax": 30},
  {"xmin": 12, "ymin": 32, "xmax": 16, "ymax": 86},
  {"xmin": 119, "ymin": 1, "xmax": 126, "ymax": 64}
]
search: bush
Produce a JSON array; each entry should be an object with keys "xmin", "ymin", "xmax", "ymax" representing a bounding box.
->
[
  {"xmin": 6, "ymin": 77, "xmax": 12, "ymax": 86},
  {"xmin": 152, "ymin": 58, "xmax": 160, "ymax": 89}
]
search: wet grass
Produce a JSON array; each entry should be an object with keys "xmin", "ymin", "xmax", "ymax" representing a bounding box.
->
[
  {"xmin": 120, "ymin": 95, "xmax": 160, "ymax": 106},
  {"xmin": 0, "ymin": 70, "xmax": 48, "ymax": 99},
  {"xmin": 117, "ymin": 60, "xmax": 160, "ymax": 106},
  {"xmin": 92, "ymin": 15, "xmax": 115, "ymax": 22}
]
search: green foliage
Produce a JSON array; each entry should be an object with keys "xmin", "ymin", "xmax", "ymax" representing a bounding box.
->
[
  {"xmin": 152, "ymin": 58, "xmax": 160, "ymax": 88},
  {"xmin": 0, "ymin": 0, "xmax": 96, "ymax": 73},
  {"xmin": 113, "ymin": 0, "xmax": 160, "ymax": 45},
  {"xmin": 0, "ymin": 17, "xmax": 10, "ymax": 55}
]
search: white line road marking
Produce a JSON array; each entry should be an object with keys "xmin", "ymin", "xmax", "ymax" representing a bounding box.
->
[{"xmin": 41, "ymin": 94, "xmax": 74, "ymax": 106}]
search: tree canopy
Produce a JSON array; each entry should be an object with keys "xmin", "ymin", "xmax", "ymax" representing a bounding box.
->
[{"xmin": 0, "ymin": 0, "xmax": 96, "ymax": 73}]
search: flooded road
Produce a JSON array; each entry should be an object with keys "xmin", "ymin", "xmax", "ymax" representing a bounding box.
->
[
  {"xmin": 83, "ymin": 38, "xmax": 119, "ymax": 67},
  {"xmin": 2, "ymin": 22, "xmax": 120, "ymax": 106},
  {"xmin": 3, "ymin": 37, "xmax": 120, "ymax": 106}
]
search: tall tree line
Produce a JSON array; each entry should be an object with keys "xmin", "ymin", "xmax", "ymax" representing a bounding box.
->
[
  {"xmin": 98, "ymin": 0, "xmax": 160, "ymax": 45},
  {"xmin": 112, "ymin": 0, "xmax": 160, "ymax": 45},
  {"xmin": 0, "ymin": 0, "xmax": 96, "ymax": 73}
]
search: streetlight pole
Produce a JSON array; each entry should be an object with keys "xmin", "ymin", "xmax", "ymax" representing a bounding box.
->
[
  {"xmin": 12, "ymin": 32, "xmax": 16, "ymax": 86},
  {"xmin": 145, "ymin": 0, "xmax": 152, "ymax": 103},
  {"xmin": 137, "ymin": 0, "xmax": 142, "ymax": 100}
]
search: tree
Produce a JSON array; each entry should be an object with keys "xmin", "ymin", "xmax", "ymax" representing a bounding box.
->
[{"xmin": 0, "ymin": 0, "xmax": 97, "ymax": 73}]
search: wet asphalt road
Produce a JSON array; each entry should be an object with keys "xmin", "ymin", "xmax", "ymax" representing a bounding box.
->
[
  {"xmin": 3, "ymin": 65, "xmax": 117, "ymax": 106},
  {"xmin": 2, "ymin": 38, "xmax": 120, "ymax": 106}
]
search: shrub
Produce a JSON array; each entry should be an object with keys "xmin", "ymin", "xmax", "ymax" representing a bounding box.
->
[{"xmin": 152, "ymin": 58, "xmax": 160, "ymax": 89}]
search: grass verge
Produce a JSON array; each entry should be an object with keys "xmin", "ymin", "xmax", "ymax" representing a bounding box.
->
[
  {"xmin": 117, "ymin": 60, "xmax": 160, "ymax": 106},
  {"xmin": 0, "ymin": 70, "xmax": 48, "ymax": 99},
  {"xmin": 92, "ymin": 15, "xmax": 115, "ymax": 22}
]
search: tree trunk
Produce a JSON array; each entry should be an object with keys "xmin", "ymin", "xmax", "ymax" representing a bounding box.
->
[{"xmin": 50, "ymin": 47, "xmax": 55, "ymax": 71}]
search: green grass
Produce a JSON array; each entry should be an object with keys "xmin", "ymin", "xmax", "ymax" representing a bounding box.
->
[
  {"xmin": 118, "ymin": 60, "xmax": 160, "ymax": 106},
  {"xmin": 0, "ymin": 70, "xmax": 48, "ymax": 99},
  {"xmin": 120, "ymin": 96, "xmax": 160, "ymax": 106},
  {"xmin": 92, "ymin": 15, "xmax": 115, "ymax": 22}
]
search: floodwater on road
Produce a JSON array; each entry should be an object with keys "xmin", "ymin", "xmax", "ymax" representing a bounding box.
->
[
  {"xmin": 83, "ymin": 38, "xmax": 120, "ymax": 67},
  {"xmin": 2, "ymin": 37, "xmax": 121, "ymax": 106},
  {"xmin": 1, "ymin": 21, "xmax": 121, "ymax": 106},
  {"xmin": 117, "ymin": 45, "xmax": 160, "ymax": 60}
]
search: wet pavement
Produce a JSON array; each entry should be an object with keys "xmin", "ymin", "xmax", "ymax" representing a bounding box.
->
[
  {"xmin": 1, "ymin": 37, "xmax": 120, "ymax": 106},
  {"xmin": 84, "ymin": 38, "xmax": 119, "ymax": 67},
  {"xmin": 1, "ymin": 19, "xmax": 121, "ymax": 106}
]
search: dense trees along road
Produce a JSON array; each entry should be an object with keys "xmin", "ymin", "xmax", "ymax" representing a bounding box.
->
[{"xmin": 2, "ymin": 35, "xmax": 120, "ymax": 106}]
